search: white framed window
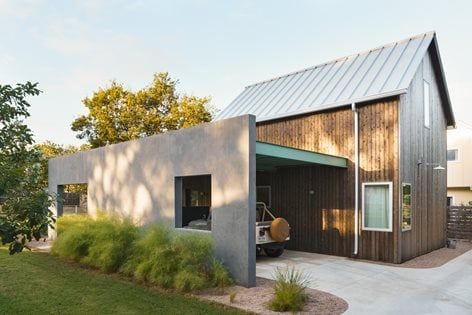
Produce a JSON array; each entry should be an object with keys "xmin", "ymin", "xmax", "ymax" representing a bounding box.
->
[
  {"xmin": 424, "ymin": 80, "xmax": 430, "ymax": 128},
  {"xmin": 362, "ymin": 182, "xmax": 393, "ymax": 232},
  {"xmin": 447, "ymin": 149, "xmax": 459, "ymax": 162}
]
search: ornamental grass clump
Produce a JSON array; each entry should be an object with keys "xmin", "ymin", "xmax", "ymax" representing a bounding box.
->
[
  {"xmin": 52, "ymin": 214, "xmax": 138, "ymax": 273},
  {"xmin": 52, "ymin": 214, "xmax": 233, "ymax": 293},
  {"xmin": 269, "ymin": 267, "xmax": 310, "ymax": 312}
]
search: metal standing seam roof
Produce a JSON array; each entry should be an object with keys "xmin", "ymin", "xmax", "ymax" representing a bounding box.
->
[{"xmin": 216, "ymin": 32, "xmax": 454, "ymax": 125}]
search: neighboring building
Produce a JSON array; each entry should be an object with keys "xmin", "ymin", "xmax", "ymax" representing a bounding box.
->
[
  {"xmin": 49, "ymin": 31, "xmax": 454, "ymax": 287},
  {"xmin": 447, "ymin": 122, "xmax": 472, "ymax": 206}
]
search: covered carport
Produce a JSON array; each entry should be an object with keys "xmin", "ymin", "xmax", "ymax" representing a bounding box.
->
[{"xmin": 255, "ymin": 141, "xmax": 348, "ymax": 256}]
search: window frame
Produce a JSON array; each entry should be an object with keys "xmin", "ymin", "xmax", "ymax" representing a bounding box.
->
[
  {"xmin": 424, "ymin": 80, "xmax": 430, "ymax": 128},
  {"xmin": 401, "ymin": 183, "xmax": 412, "ymax": 232},
  {"xmin": 447, "ymin": 148, "xmax": 459, "ymax": 162},
  {"xmin": 361, "ymin": 182, "xmax": 393, "ymax": 232}
]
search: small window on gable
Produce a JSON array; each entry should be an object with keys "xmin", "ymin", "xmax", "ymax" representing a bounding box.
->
[
  {"xmin": 424, "ymin": 80, "xmax": 430, "ymax": 128},
  {"xmin": 447, "ymin": 149, "xmax": 458, "ymax": 161}
]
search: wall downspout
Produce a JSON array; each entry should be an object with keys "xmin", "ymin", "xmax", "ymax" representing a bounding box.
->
[{"xmin": 352, "ymin": 103, "xmax": 359, "ymax": 256}]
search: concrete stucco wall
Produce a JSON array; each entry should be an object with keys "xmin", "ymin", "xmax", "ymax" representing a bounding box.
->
[{"xmin": 48, "ymin": 115, "xmax": 256, "ymax": 287}]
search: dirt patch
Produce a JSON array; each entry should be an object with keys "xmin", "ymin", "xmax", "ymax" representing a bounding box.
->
[
  {"xmin": 355, "ymin": 239, "xmax": 472, "ymax": 268},
  {"xmin": 197, "ymin": 277, "xmax": 348, "ymax": 315}
]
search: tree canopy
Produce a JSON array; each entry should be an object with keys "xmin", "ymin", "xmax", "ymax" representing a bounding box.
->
[
  {"xmin": 35, "ymin": 141, "xmax": 90, "ymax": 194},
  {"xmin": 71, "ymin": 72, "xmax": 213, "ymax": 148},
  {"xmin": 0, "ymin": 83, "xmax": 54, "ymax": 254}
]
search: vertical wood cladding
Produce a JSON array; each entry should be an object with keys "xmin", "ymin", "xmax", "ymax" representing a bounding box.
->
[
  {"xmin": 358, "ymin": 99, "xmax": 399, "ymax": 262},
  {"xmin": 400, "ymin": 49, "xmax": 448, "ymax": 261},
  {"xmin": 256, "ymin": 99, "xmax": 399, "ymax": 262}
]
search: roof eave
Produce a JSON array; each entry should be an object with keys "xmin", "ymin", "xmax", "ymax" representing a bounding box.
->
[
  {"xmin": 255, "ymin": 88, "xmax": 407, "ymax": 123},
  {"xmin": 430, "ymin": 34, "xmax": 456, "ymax": 127}
]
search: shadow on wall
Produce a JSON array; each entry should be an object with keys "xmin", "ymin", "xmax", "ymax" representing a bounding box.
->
[{"xmin": 71, "ymin": 119, "xmax": 252, "ymax": 227}]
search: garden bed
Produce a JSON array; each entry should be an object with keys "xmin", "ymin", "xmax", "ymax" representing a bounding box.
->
[{"xmin": 198, "ymin": 277, "xmax": 348, "ymax": 315}]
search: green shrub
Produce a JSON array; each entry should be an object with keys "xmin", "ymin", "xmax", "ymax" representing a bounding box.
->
[
  {"xmin": 52, "ymin": 215, "xmax": 233, "ymax": 292},
  {"xmin": 269, "ymin": 267, "xmax": 310, "ymax": 312},
  {"xmin": 52, "ymin": 214, "xmax": 138, "ymax": 273},
  {"xmin": 51, "ymin": 215, "xmax": 95, "ymax": 260},
  {"xmin": 80, "ymin": 217, "xmax": 137, "ymax": 273},
  {"xmin": 210, "ymin": 259, "xmax": 233, "ymax": 289},
  {"xmin": 174, "ymin": 269, "xmax": 207, "ymax": 292}
]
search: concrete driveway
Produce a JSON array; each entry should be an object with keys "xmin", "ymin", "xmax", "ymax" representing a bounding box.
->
[{"xmin": 257, "ymin": 250, "xmax": 472, "ymax": 314}]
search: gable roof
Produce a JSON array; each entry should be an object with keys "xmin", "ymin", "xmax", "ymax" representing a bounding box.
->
[{"xmin": 216, "ymin": 32, "xmax": 455, "ymax": 126}]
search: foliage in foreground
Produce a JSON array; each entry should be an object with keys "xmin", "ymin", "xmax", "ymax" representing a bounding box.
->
[
  {"xmin": 52, "ymin": 214, "xmax": 233, "ymax": 292},
  {"xmin": 269, "ymin": 267, "xmax": 310, "ymax": 312},
  {"xmin": 0, "ymin": 82, "xmax": 55, "ymax": 254},
  {"xmin": 0, "ymin": 247, "xmax": 244, "ymax": 315}
]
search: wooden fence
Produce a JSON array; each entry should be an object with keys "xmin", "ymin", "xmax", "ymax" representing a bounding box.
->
[{"xmin": 447, "ymin": 206, "xmax": 472, "ymax": 240}]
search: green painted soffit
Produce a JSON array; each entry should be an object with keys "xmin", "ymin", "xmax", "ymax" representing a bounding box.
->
[{"xmin": 255, "ymin": 141, "xmax": 347, "ymax": 171}]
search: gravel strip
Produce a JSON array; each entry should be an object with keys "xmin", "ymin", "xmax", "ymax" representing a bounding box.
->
[
  {"xmin": 198, "ymin": 277, "xmax": 348, "ymax": 315},
  {"xmin": 354, "ymin": 239, "xmax": 472, "ymax": 268}
]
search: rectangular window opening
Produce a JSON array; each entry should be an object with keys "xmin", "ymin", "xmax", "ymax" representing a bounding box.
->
[
  {"xmin": 447, "ymin": 149, "xmax": 458, "ymax": 162},
  {"xmin": 62, "ymin": 184, "xmax": 88, "ymax": 215},
  {"xmin": 424, "ymin": 80, "xmax": 430, "ymax": 128},
  {"xmin": 175, "ymin": 175, "xmax": 211, "ymax": 231},
  {"xmin": 362, "ymin": 182, "xmax": 393, "ymax": 232},
  {"xmin": 402, "ymin": 183, "xmax": 412, "ymax": 231}
]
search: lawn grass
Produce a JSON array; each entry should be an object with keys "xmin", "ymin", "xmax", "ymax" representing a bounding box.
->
[{"xmin": 0, "ymin": 248, "xmax": 245, "ymax": 315}]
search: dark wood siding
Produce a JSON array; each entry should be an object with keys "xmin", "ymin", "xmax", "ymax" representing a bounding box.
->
[
  {"xmin": 256, "ymin": 99, "xmax": 400, "ymax": 262},
  {"xmin": 399, "ymin": 49, "xmax": 448, "ymax": 261},
  {"xmin": 358, "ymin": 99, "xmax": 400, "ymax": 262}
]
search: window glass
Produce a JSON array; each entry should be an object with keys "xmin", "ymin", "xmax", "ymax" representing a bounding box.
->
[
  {"xmin": 424, "ymin": 81, "xmax": 430, "ymax": 128},
  {"xmin": 363, "ymin": 183, "xmax": 392, "ymax": 231},
  {"xmin": 402, "ymin": 183, "xmax": 412, "ymax": 231},
  {"xmin": 447, "ymin": 149, "xmax": 458, "ymax": 161},
  {"xmin": 256, "ymin": 186, "xmax": 271, "ymax": 207}
]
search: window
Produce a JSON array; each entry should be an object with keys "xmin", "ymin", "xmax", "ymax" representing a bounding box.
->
[
  {"xmin": 447, "ymin": 149, "xmax": 458, "ymax": 161},
  {"xmin": 175, "ymin": 175, "xmax": 212, "ymax": 230},
  {"xmin": 447, "ymin": 196, "xmax": 453, "ymax": 206},
  {"xmin": 402, "ymin": 183, "xmax": 412, "ymax": 231},
  {"xmin": 256, "ymin": 186, "xmax": 271, "ymax": 207},
  {"xmin": 362, "ymin": 182, "xmax": 393, "ymax": 232},
  {"xmin": 424, "ymin": 80, "xmax": 430, "ymax": 128}
]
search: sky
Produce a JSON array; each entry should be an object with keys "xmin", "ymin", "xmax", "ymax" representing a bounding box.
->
[{"xmin": 1, "ymin": 0, "xmax": 471, "ymax": 145}]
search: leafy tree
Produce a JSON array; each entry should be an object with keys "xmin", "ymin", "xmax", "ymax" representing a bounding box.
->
[
  {"xmin": 0, "ymin": 82, "xmax": 54, "ymax": 254},
  {"xmin": 35, "ymin": 141, "xmax": 90, "ymax": 193},
  {"xmin": 71, "ymin": 72, "xmax": 213, "ymax": 148}
]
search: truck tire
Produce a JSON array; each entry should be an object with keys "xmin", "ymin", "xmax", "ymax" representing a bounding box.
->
[
  {"xmin": 269, "ymin": 218, "xmax": 290, "ymax": 242},
  {"xmin": 264, "ymin": 247, "xmax": 284, "ymax": 257}
]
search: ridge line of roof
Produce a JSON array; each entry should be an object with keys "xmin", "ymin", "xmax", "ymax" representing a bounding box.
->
[{"xmin": 244, "ymin": 31, "xmax": 436, "ymax": 89}]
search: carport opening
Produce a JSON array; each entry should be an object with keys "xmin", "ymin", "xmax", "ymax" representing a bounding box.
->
[{"xmin": 175, "ymin": 175, "xmax": 211, "ymax": 230}]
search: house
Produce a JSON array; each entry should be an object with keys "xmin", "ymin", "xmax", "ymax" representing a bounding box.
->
[
  {"xmin": 48, "ymin": 31, "xmax": 454, "ymax": 287},
  {"xmin": 216, "ymin": 31, "xmax": 455, "ymax": 263},
  {"xmin": 447, "ymin": 122, "xmax": 472, "ymax": 206}
]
